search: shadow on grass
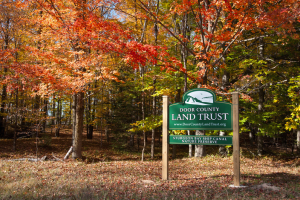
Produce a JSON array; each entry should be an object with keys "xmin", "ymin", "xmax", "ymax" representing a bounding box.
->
[{"xmin": 241, "ymin": 172, "xmax": 300, "ymax": 186}]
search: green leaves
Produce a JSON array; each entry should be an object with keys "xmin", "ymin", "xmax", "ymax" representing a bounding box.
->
[{"xmin": 129, "ymin": 115, "xmax": 162, "ymax": 132}]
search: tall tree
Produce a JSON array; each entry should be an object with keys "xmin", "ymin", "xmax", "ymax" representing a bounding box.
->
[
  {"xmin": 128, "ymin": 0, "xmax": 299, "ymax": 156},
  {"xmin": 0, "ymin": 0, "xmax": 21, "ymax": 137},
  {"xmin": 21, "ymin": 0, "xmax": 167, "ymax": 158}
]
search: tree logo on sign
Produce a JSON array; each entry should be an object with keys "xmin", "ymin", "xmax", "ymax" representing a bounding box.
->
[{"xmin": 185, "ymin": 90, "xmax": 214, "ymax": 105}]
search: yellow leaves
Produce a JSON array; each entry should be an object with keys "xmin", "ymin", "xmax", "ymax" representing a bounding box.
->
[
  {"xmin": 284, "ymin": 105, "xmax": 300, "ymax": 130},
  {"xmin": 154, "ymin": 88, "xmax": 172, "ymax": 97},
  {"xmin": 170, "ymin": 130, "xmax": 186, "ymax": 135},
  {"xmin": 143, "ymin": 85, "xmax": 154, "ymax": 91},
  {"xmin": 285, "ymin": 118, "xmax": 297, "ymax": 131},
  {"xmin": 295, "ymin": 105, "xmax": 300, "ymax": 112}
]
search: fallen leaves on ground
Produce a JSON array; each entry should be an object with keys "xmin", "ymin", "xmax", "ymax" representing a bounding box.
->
[
  {"xmin": 1, "ymin": 156, "xmax": 299, "ymax": 199},
  {"xmin": 0, "ymin": 129, "xmax": 299, "ymax": 199}
]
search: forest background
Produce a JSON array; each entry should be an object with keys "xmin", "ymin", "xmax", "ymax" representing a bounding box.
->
[{"xmin": 0, "ymin": 0, "xmax": 300, "ymax": 199}]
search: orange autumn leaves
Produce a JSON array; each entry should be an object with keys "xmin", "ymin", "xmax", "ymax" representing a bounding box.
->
[
  {"xmin": 2, "ymin": 0, "xmax": 174, "ymax": 96},
  {"xmin": 1, "ymin": 0, "xmax": 299, "ymax": 96}
]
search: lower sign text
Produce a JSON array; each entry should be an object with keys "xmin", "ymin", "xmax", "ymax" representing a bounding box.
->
[{"xmin": 169, "ymin": 135, "xmax": 233, "ymax": 145}]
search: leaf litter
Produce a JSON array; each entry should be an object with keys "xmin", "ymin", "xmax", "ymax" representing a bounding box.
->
[{"xmin": 0, "ymin": 130, "xmax": 299, "ymax": 199}]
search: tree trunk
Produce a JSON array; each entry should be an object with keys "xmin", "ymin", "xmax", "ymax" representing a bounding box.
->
[
  {"xmin": 106, "ymin": 90, "xmax": 112, "ymax": 144},
  {"xmin": 69, "ymin": 99, "xmax": 72, "ymax": 126},
  {"xmin": 20, "ymin": 90, "xmax": 26, "ymax": 130},
  {"xmin": 100, "ymin": 81, "xmax": 103, "ymax": 147},
  {"xmin": 34, "ymin": 95, "xmax": 40, "ymax": 138},
  {"xmin": 219, "ymin": 131, "xmax": 227, "ymax": 156},
  {"xmin": 195, "ymin": 130, "xmax": 206, "ymax": 157},
  {"xmin": 142, "ymin": 130, "xmax": 146, "ymax": 161},
  {"xmin": 87, "ymin": 125, "xmax": 93, "ymax": 139},
  {"xmin": 249, "ymin": 124, "xmax": 256, "ymax": 143},
  {"xmin": 0, "ymin": 35, "xmax": 8, "ymax": 138},
  {"xmin": 13, "ymin": 89, "xmax": 18, "ymax": 151},
  {"xmin": 0, "ymin": 76, "xmax": 7, "ymax": 138},
  {"xmin": 42, "ymin": 99, "xmax": 47, "ymax": 132},
  {"xmin": 188, "ymin": 130, "xmax": 192, "ymax": 157},
  {"xmin": 150, "ymin": 0, "xmax": 160, "ymax": 160},
  {"xmin": 219, "ymin": 70, "xmax": 230, "ymax": 155},
  {"xmin": 55, "ymin": 99, "xmax": 61, "ymax": 137},
  {"xmin": 297, "ymin": 129, "xmax": 300, "ymax": 154},
  {"xmin": 105, "ymin": 126, "xmax": 109, "ymax": 143},
  {"xmin": 130, "ymin": 96, "xmax": 136, "ymax": 147},
  {"xmin": 257, "ymin": 82, "xmax": 264, "ymax": 156},
  {"xmin": 72, "ymin": 94, "xmax": 77, "ymax": 156},
  {"xmin": 151, "ymin": 94, "xmax": 156, "ymax": 159},
  {"xmin": 257, "ymin": 134, "xmax": 263, "ymax": 156},
  {"xmin": 72, "ymin": 92, "xmax": 84, "ymax": 159},
  {"xmin": 87, "ymin": 86, "xmax": 93, "ymax": 139},
  {"xmin": 172, "ymin": 88, "xmax": 181, "ymax": 159},
  {"xmin": 91, "ymin": 83, "xmax": 97, "ymax": 139},
  {"xmin": 130, "ymin": 134, "xmax": 134, "ymax": 147},
  {"xmin": 172, "ymin": 144, "xmax": 176, "ymax": 159},
  {"xmin": 194, "ymin": 84, "xmax": 206, "ymax": 157},
  {"xmin": 52, "ymin": 97, "xmax": 55, "ymax": 126},
  {"xmin": 55, "ymin": 127, "xmax": 60, "ymax": 138},
  {"xmin": 141, "ymin": 80, "xmax": 146, "ymax": 161},
  {"xmin": 257, "ymin": 38, "xmax": 265, "ymax": 156}
]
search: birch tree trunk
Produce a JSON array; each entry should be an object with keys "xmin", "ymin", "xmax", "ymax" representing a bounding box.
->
[
  {"xmin": 195, "ymin": 84, "xmax": 206, "ymax": 157},
  {"xmin": 141, "ymin": 67, "xmax": 146, "ymax": 161},
  {"xmin": 151, "ymin": 1, "xmax": 159, "ymax": 159},
  {"xmin": 219, "ymin": 131, "xmax": 227, "ymax": 156},
  {"xmin": 195, "ymin": 130, "xmax": 206, "ymax": 157},
  {"xmin": 219, "ymin": 70, "xmax": 230, "ymax": 155},
  {"xmin": 151, "ymin": 80, "xmax": 156, "ymax": 159}
]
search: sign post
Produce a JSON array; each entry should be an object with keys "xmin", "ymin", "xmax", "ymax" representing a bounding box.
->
[
  {"xmin": 232, "ymin": 92, "xmax": 240, "ymax": 186},
  {"xmin": 162, "ymin": 96, "xmax": 169, "ymax": 180}
]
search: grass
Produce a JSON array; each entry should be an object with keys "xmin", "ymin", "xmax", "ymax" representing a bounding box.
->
[{"xmin": 0, "ymin": 128, "xmax": 299, "ymax": 199}]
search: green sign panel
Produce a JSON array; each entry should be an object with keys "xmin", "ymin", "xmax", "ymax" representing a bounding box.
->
[
  {"xmin": 169, "ymin": 88, "xmax": 232, "ymax": 130},
  {"xmin": 169, "ymin": 135, "xmax": 233, "ymax": 145}
]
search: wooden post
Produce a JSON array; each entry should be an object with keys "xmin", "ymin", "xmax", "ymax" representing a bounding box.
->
[
  {"xmin": 162, "ymin": 96, "xmax": 169, "ymax": 180},
  {"xmin": 232, "ymin": 92, "xmax": 240, "ymax": 186}
]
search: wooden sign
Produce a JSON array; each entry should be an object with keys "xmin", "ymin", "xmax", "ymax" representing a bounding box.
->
[{"xmin": 162, "ymin": 90, "xmax": 240, "ymax": 187}]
